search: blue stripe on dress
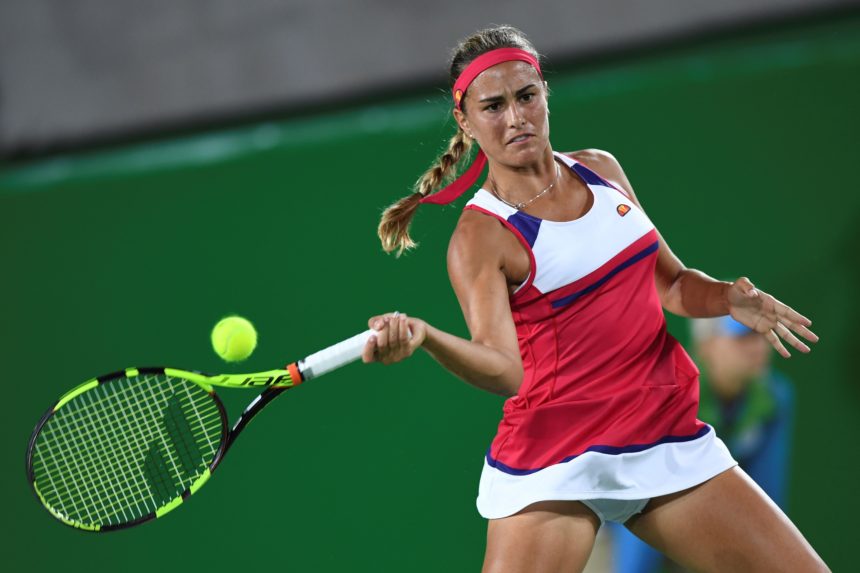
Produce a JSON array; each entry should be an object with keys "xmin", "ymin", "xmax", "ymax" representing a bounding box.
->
[
  {"xmin": 550, "ymin": 241, "xmax": 659, "ymax": 309},
  {"xmin": 572, "ymin": 162, "xmax": 612, "ymax": 187},
  {"xmin": 507, "ymin": 211, "xmax": 542, "ymax": 248},
  {"xmin": 486, "ymin": 426, "xmax": 712, "ymax": 476}
]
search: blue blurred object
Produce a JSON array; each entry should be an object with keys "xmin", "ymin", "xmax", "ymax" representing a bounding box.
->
[{"xmin": 717, "ymin": 315, "xmax": 754, "ymax": 337}]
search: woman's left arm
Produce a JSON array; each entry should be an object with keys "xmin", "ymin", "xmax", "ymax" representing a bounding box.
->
[{"xmin": 574, "ymin": 148, "xmax": 819, "ymax": 358}]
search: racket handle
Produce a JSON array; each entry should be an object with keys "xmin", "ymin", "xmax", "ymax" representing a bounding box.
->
[
  {"xmin": 297, "ymin": 321, "xmax": 414, "ymax": 381},
  {"xmin": 298, "ymin": 329, "xmax": 375, "ymax": 381}
]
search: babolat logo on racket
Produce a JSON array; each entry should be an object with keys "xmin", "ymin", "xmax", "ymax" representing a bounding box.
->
[
  {"xmin": 209, "ymin": 374, "xmax": 294, "ymax": 387},
  {"xmin": 242, "ymin": 374, "xmax": 294, "ymax": 387}
]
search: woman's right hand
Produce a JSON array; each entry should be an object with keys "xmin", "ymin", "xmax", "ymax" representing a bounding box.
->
[{"xmin": 362, "ymin": 312, "xmax": 427, "ymax": 364}]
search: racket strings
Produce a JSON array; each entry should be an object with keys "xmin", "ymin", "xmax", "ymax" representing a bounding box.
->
[
  {"xmin": 37, "ymin": 384, "xmax": 159, "ymax": 523},
  {"xmin": 31, "ymin": 373, "xmax": 224, "ymax": 528},
  {"xmin": 36, "ymin": 375, "xmax": 221, "ymax": 525},
  {"xmin": 35, "ymin": 378, "xmax": 168, "ymax": 524}
]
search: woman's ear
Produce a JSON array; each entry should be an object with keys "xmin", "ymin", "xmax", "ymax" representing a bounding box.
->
[{"xmin": 453, "ymin": 107, "xmax": 468, "ymax": 133}]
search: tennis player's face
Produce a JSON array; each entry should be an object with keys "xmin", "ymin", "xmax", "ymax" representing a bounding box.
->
[{"xmin": 456, "ymin": 61, "xmax": 549, "ymax": 167}]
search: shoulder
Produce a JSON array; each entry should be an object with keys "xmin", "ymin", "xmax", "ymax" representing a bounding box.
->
[
  {"xmin": 564, "ymin": 148, "xmax": 637, "ymax": 199},
  {"xmin": 569, "ymin": 148, "xmax": 620, "ymax": 169},
  {"xmin": 448, "ymin": 209, "xmax": 507, "ymax": 267},
  {"xmin": 568, "ymin": 148, "xmax": 626, "ymax": 180}
]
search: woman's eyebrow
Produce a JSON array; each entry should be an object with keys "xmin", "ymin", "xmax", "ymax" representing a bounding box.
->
[{"xmin": 478, "ymin": 84, "xmax": 537, "ymax": 104}]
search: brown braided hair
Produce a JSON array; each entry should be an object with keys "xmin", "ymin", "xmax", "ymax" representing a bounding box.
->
[{"xmin": 377, "ymin": 25, "xmax": 540, "ymax": 256}]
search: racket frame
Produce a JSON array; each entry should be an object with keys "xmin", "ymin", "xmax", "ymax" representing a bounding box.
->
[
  {"xmin": 26, "ymin": 327, "xmax": 376, "ymax": 532},
  {"xmin": 25, "ymin": 364, "xmax": 305, "ymax": 532}
]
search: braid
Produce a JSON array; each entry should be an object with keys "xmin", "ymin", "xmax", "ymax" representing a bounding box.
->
[
  {"xmin": 415, "ymin": 129, "xmax": 473, "ymax": 198},
  {"xmin": 377, "ymin": 129, "xmax": 473, "ymax": 256}
]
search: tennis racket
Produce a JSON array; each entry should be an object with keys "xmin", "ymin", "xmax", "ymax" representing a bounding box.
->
[{"xmin": 26, "ymin": 328, "xmax": 378, "ymax": 532}]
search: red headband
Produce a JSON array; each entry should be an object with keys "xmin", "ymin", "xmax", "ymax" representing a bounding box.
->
[
  {"xmin": 452, "ymin": 47, "xmax": 542, "ymax": 111},
  {"xmin": 420, "ymin": 48, "xmax": 542, "ymax": 205}
]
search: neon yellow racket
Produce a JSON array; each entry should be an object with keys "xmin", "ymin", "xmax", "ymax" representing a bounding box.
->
[{"xmin": 26, "ymin": 328, "xmax": 377, "ymax": 532}]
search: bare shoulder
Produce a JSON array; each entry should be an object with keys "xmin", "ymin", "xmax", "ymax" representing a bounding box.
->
[
  {"xmin": 447, "ymin": 209, "xmax": 506, "ymax": 270},
  {"xmin": 566, "ymin": 148, "xmax": 637, "ymax": 197},
  {"xmin": 569, "ymin": 148, "xmax": 620, "ymax": 169}
]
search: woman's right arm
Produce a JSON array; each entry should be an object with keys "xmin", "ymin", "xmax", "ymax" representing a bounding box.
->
[{"xmin": 363, "ymin": 212, "xmax": 524, "ymax": 397}]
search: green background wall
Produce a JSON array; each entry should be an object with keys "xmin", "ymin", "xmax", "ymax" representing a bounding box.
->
[{"xmin": 2, "ymin": 16, "xmax": 857, "ymax": 571}]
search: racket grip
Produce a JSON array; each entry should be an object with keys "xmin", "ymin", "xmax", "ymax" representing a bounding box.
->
[
  {"xmin": 298, "ymin": 329, "xmax": 375, "ymax": 380},
  {"xmin": 298, "ymin": 322, "xmax": 414, "ymax": 381}
]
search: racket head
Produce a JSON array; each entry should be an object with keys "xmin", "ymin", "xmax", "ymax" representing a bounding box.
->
[{"xmin": 26, "ymin": 367, "xmax": 228, "ymax": 532}]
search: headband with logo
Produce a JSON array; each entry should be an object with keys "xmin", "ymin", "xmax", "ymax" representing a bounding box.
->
[{"xmin": 420, "ymin": 48, "xmax": 543, "ymax": 205}]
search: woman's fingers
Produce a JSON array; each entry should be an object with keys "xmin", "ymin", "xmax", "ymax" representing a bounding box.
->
[
  {"xmin": 398, "ymin": 314, "xmax": 411, "ymax": 344},
  {"xmin": 361, "ymin": 334, "xmax": 378, "ymax": 363},
  {"xmin": 777, "ymin": 306, "xmax": 819, "ymax": 343},
  {"xmin": 364, "ymin": 312, "xmax": 425, "ymax": 365},
  {"xmin": 775, "ymin": 321, "xmax": 810, "ymax": 354},
  {"xmin": 363, "ymin": 312, "xmax": 418, "ymax": 365},
  {"xmin": 728, "ymin": 279, "xmax": 819, "ymax": 359},
  {"xmin": 765, "ymin": 328, "xmax": 792, "ymax": 359},
  {"xmin": 389, "ymin": 312, "xmax": 401, "ymax": 345},
  {"xmin": 374, "ymin": 316, "xmax": 390, "ymax": 351}
]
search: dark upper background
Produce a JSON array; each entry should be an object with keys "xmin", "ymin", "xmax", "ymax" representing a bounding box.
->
[{"xmin": 0, "ymin": 0, "xmax": 855, "ymax": 156}]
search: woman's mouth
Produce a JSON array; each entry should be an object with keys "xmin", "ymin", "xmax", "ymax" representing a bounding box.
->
[{"xmin": 507, "ymin": 134, "xmax": 533, "ymax": 145}]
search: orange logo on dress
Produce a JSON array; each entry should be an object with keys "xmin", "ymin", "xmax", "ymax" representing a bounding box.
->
[{"xmin": 617, "ymin": 204, "xmax": 631, "ymax": 217}]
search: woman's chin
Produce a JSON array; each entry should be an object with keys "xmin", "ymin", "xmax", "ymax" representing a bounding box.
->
[{"xmin": 502, "ymin": 144, "xmax": 549, "ymax": 167}]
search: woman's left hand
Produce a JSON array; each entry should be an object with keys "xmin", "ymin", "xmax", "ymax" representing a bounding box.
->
[{"xmin": 727, "ymin": 276, "xmax": 819, "ymax": 358}]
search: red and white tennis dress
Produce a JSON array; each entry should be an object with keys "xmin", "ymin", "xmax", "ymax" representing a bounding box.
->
[{"xmin": 466, "ymin": 151, "xmax": 736, "ymax": 519}]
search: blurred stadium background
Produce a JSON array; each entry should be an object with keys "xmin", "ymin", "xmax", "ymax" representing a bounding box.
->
[{"xmin": 1, "ymin": 1, "xmax": 857, "ymax": 571}]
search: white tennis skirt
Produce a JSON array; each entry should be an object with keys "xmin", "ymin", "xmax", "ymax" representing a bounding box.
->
[{"xmin": 477, "ymin": 425, "xmax": 737, "ymax": 519}]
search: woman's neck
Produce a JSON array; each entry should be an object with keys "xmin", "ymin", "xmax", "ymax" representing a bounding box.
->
[{"xmin": 485, "ymin": 147, "xmax": 559, "ymax": 204}]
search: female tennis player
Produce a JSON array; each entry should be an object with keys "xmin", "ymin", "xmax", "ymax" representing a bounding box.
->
[{"xmin": 363, "ymin": 26, "xmax": 828, "ymax": 573}]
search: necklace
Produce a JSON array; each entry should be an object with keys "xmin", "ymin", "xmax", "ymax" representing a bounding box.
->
[{"xmin": 489, "ymin": 161, "xmax": 561, "ymax": 211}]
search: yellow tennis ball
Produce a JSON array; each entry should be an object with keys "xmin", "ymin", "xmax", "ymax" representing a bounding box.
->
[{"xmin": 211, "ymin": 315, "xmax": 257, "ymax": 362}]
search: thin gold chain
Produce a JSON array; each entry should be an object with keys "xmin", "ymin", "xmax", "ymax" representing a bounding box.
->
[{"xmin": 488, "ymin": 161, "xmax": 561, "ymax": 211}]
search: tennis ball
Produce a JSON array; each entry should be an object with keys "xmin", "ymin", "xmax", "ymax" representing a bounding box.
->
[{"xmin": 211, "ymin": 315, "xmax": 257, "ymax": 362}]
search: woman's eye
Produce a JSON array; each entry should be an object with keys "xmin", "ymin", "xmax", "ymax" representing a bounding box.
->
[
  {"xmin": 521, "ymin": 93, "xmax": 534, "ymax": 102},
  {"xmin": 485, "ymin": 103, "xmax": 501, "ymax": 112}
]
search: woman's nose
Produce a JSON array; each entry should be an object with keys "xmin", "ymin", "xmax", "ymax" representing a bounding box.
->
[{"xmin": 507, "ymin": 103, "xmax": 525, "ymax": 127}]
